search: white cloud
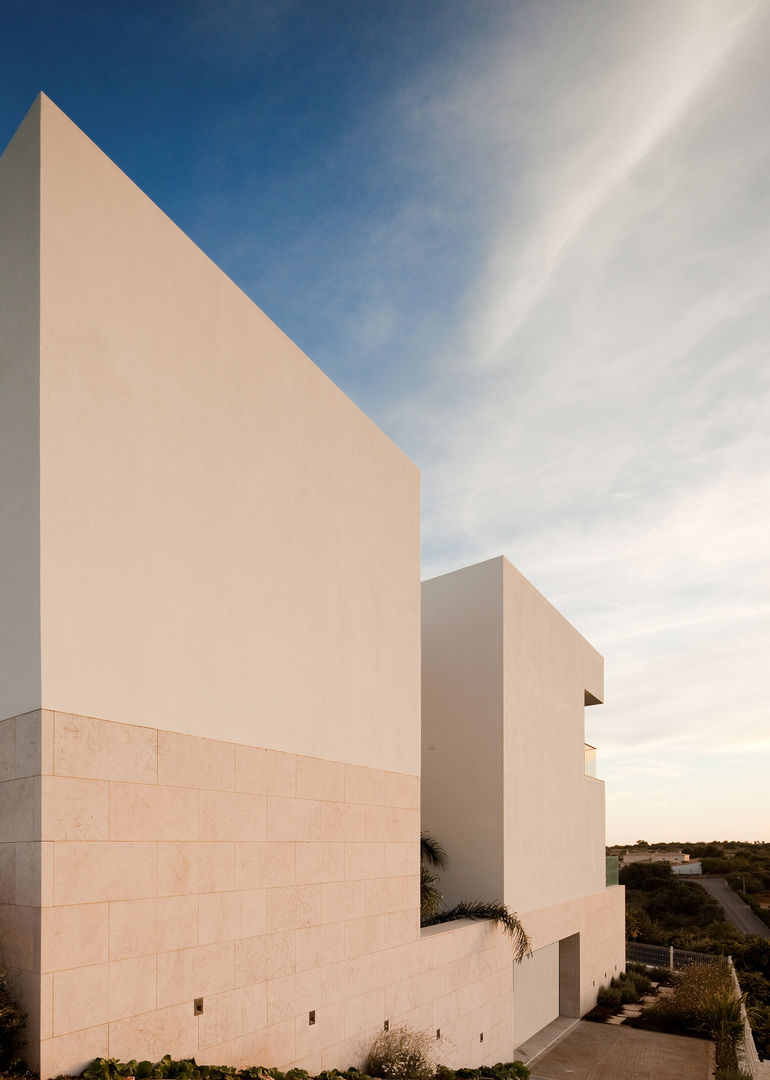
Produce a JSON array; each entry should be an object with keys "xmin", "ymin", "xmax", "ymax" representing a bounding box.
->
[{"xmin": 377, "ymin": 0, "xmax": 770, "ymax": 840}]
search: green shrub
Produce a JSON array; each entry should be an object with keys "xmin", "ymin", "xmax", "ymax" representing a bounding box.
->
[
  {"xmin": 629, "ymin": 993, "xmax": 692, "ymax": 1035},
  {"xmin": 625, "ymin": 971, "xmax": 652, "ymax": 995},
  {"xmin": 78, "ymin": 1051, "xmax": 529, "ymax": 1080},
  {"xmin": 0, "ymin": 966, "xmax": 26, "ymax": 1074},
  {"xmin": 453, "ymin": 1067, "xmax": 527, "ymax": 1080},
  {"xmin": 597, "ymin": 985, "xmax": 622, "ymax": 1008},
  {"xmin": 606, "ymin": 970, "xmax": 651, "ymax": 1004},
  {"xmin": 633, "ymin": 956, "xmax": 745, "ymax": 1061},
  {"xmin": 648, "ymin": 966, "xmax": 673, "ymax": 985},
  {"xmin": 700, "ymin": 987, "xmax": 743, "ymax": 1069},
  {"xmin": 748, "ymin": 1000, "xmax": 770, "ymax": 1057},
  {"xmin": 609, "ymin": 976, "xmax": 639, "ymax": 1005}
]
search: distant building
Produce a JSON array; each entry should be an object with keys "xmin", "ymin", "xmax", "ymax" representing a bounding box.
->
[{"xmin": 617, "ymin": 851, "xmax": 690, "ymax": 866}]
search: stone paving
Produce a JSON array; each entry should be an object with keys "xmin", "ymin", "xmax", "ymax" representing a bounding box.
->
[{"xmin": 530, "ymin": 1019, "xmax": 713, "ymax": 1080}]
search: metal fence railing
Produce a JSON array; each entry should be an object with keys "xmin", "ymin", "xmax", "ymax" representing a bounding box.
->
[
  {"xmin": 626, "ymin": 941, "xmax": 717, "ymax": 971},
  {"xmin": 626, "ymin": 941, "xmax": 770, "ymax": 1079}
]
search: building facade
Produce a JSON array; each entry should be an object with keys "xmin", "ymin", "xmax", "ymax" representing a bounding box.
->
[
  {"xmin": 422, "ymin": 559, "xmax": 625, "ymax": 1050},
  {"xmin": 0, "ymin": 96, "xmax": 624, "ymax": 1079}
]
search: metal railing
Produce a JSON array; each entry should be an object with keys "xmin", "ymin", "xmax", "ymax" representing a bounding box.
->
[
  {"xmin": 626, "ymin": 941, "xmax": 717, "ymax": 970},
  {"xmin": 626, "ymin": 941, "xmax": 770, "ymax": 1078}
]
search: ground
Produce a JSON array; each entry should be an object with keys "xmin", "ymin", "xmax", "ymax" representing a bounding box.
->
[{"xmin": 531, "ymin": 1020, "xmax": 712, "ymax": 1080}]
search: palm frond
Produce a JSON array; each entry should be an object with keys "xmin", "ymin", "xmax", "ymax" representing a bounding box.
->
[
  {"xmin": 420, "ymin": 832, "xmax": 448, "ymax": 870},
  {"xmin": 420, "ymin": 864, "xmax": 443, "ymax": 921},
  {"xmin": 422, "ymin": 900, "xmax": 532, "ymax": 964}
]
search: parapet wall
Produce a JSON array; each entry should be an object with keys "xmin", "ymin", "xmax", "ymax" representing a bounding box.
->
[{"xmin": 1, "ymin": 710, "xmax": 515, "ymax": 1079}]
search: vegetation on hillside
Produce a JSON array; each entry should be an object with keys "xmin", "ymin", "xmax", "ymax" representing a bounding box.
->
[
  {"xmin": 627, "ymin": 958, "xmax": 746, "ymax": 1074},
  {"xmin": 618, "ymin": 842, "xmax": 770, "ymax": 1057}
]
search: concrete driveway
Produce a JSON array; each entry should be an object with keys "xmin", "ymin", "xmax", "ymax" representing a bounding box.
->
[
  {"xmin": 531, "ymin": 1020, "xmax": 712, "ymax": 1080},
  {"xmin": 693, "ymin": 877, "xmax": 770, "ymax": 938}
]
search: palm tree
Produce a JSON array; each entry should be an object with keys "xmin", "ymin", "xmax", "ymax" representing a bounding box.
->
[
  {"xmin": 419, "ymin": 833, "xmax": 532, "ymax": 963},
  {"xmin": 420, "ymin": 832, "xmax": 447, "ymax": 921}
]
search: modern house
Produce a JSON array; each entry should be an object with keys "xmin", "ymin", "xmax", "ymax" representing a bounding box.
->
[
  {"xmin": 0, "ymin": 95, "xmax": 625, "ymax": 1080},
  {"xmin": 422, "ymin": 559, "xmax": 626, "ymax": 1052}
]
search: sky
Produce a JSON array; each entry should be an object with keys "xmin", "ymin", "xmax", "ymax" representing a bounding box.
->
[{"xmin": 1, "ymin": 0, "xmax": 768, "ymax": 845}]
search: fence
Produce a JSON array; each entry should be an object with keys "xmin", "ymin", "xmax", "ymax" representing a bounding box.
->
[
  {"xmin": 626, "ymin": 940, "xmax": 717, "ymax": 971},
  {"xmin": 626, "ymin": 941, "xmax": 770, "ymax": 1079}
]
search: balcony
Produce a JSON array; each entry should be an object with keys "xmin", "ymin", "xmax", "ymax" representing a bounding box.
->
[{"xmin": 584, "ymin": 742, "xmax": 597, "ymax": 777}]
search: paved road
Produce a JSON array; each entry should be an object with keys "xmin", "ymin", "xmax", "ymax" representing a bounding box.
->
[{"xmin": 693, "ymin": 877, "xmax": 770, "ymax": 938}]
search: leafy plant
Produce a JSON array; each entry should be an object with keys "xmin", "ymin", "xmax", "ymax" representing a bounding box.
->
[
  {"xmin": 631, "ymin": 954, "xmax": 746, "ymax": 1067},
  {"xmin": 700, "ymin": 986, "xmax": 744, "ymax": 1069},
  {"xmin": 439, "ymin": 1064, "xmax": 527, "ymax": 1080},
  {"xmin": 748, "ymin": 1000, "xmax": 770, "ymax": 1057},
  {"xmin": 0, "ymin": 965, "xmax": 26, "ymax": 1074},
  {"xmin": 420, "ymin": 833, "xmax": 447, "ymax": 921},
  {"xmin": 648, "ymin": 966, "xmax": 674, "ymax": 985},
  {"xmin": 422, "ymin": 901, "xmax": 532, "ymax": 964},
  {"xmin": 596, "ymin": 985, "xmax": 622, "ymax": 1008},
  {"xmin": 79, "ymin": 1056, "xmax": 529, "ymax": 1080},
  {"xmin": 420, "ymin": 834, "xmax": 448, "ymax": 870},
  {"xmin": 623, "ymin": 970, "xmax": 652, "ymax": 996},
  {"xmin": 367, "ymin": 1026, "xmax": 436, "ymax": 1080}
]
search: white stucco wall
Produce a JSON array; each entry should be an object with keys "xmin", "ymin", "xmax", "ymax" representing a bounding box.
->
[
  {"xmin": 31, "ymin": 96, "xmax": 420, "ymax": 774},
  {"xmin": 421, "ymin": 560, "xmax": 504, "ymax": 906},
  {"xmin": 0, "ymin": 98, "xmax": 41, "ymax": 722},
  {"xmin": 502, "ymin": 559, "xmax": 606, "ymax": 913},
  {"xmin": 521, "ymin": 886, "xmax": 626, "ymax": 1019},
  {"xmin": 512, "ymin": 943, "xmax": 559, "ymax": 1047},
  {"xmin": 421, "ymin": 557, "xmax": 607, "ymax": 913}
]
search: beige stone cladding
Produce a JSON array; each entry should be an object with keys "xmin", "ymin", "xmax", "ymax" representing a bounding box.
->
[
  {"xmin": 514, "ymin": 886, "xmax": 626, "ymax": 1045},
  {"xmin": 0, "ymin": 709, "xmax": 517, "ymax": 1078}
]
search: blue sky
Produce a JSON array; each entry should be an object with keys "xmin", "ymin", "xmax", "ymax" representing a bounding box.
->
[{"xmin": 2, "ymin": 1, "xmax": 768, "ymax": 844}]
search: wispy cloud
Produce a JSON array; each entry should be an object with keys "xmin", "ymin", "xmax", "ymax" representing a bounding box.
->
[
  {"xmin": 169, "ymin": 0, "xmax": 768, "ymax": 842},
  {"xmin": 370, "ymin": 0, "xmax": 770, "ymax": 840}
]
